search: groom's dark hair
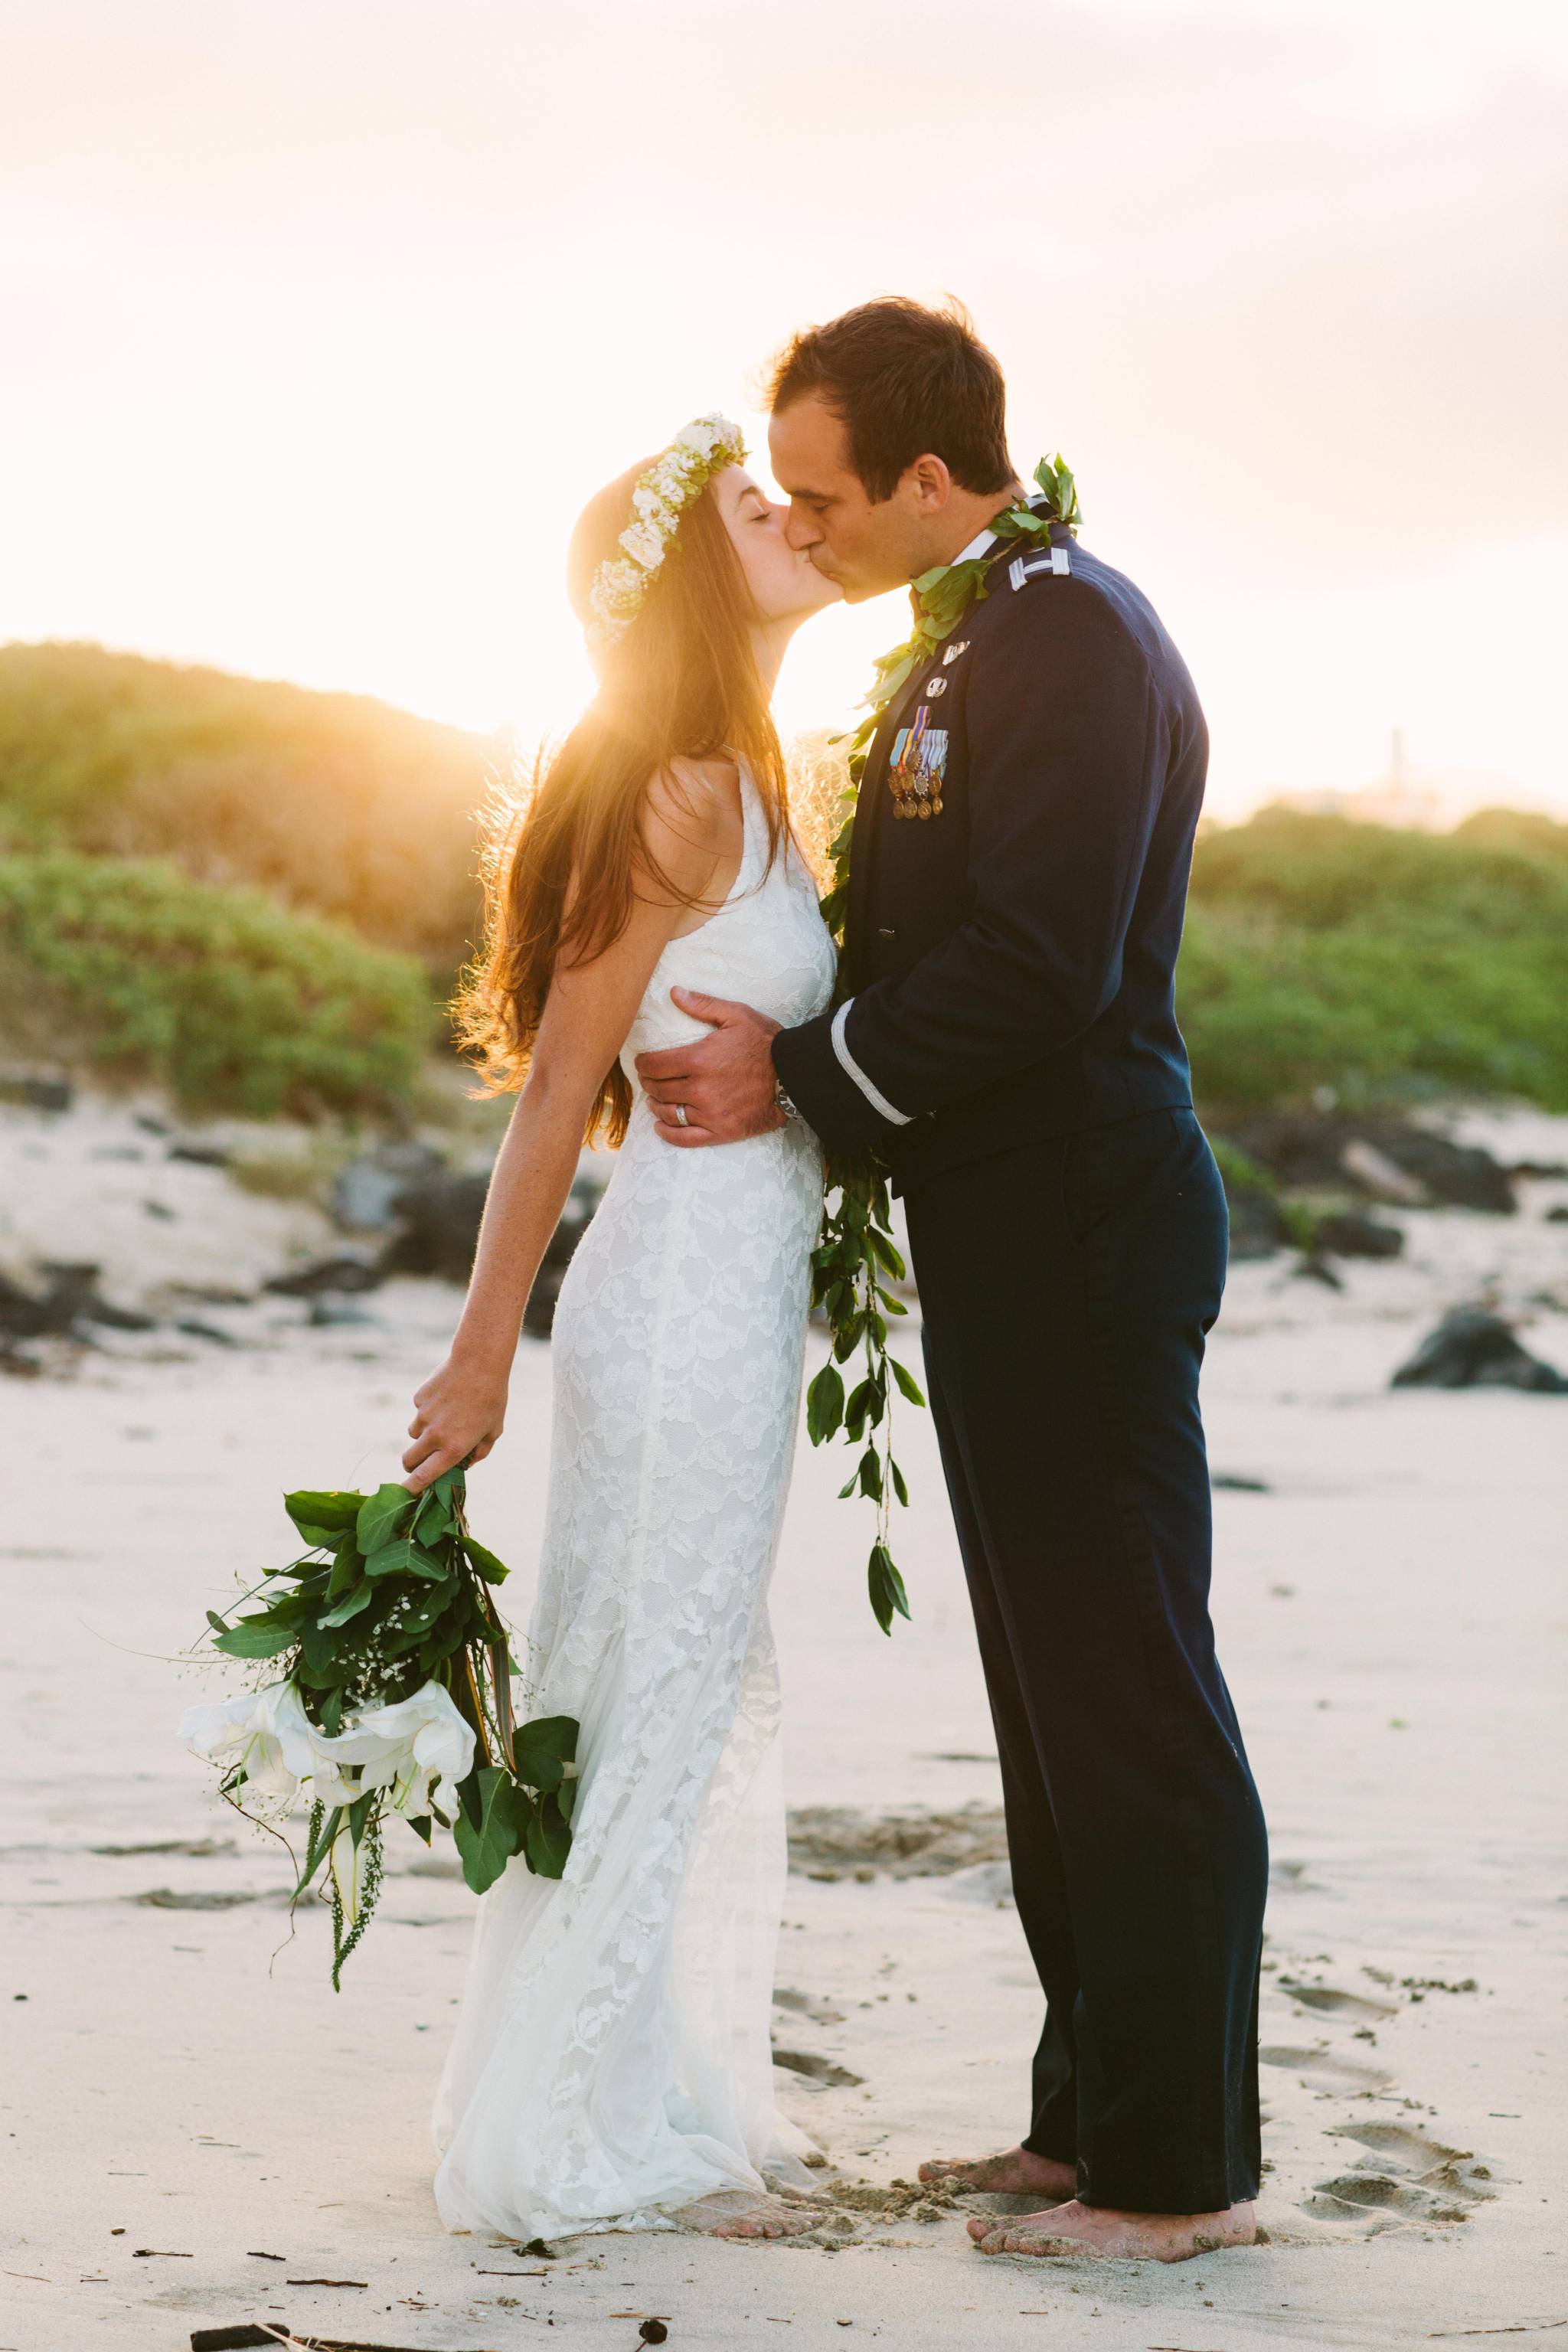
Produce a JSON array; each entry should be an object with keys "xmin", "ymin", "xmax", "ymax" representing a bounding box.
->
[{"xmin": 766, "ymin": 296, "xmax": 1014, "ymax": 505}]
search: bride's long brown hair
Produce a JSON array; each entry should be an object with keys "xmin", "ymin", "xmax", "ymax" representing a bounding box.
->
[{"xmin": 452, "ymin": 456, "xmax": 791, "ymax": 1145}]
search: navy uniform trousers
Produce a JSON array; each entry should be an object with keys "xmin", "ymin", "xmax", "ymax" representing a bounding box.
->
[{"xmin": 900, "ymin": 1104, "xmax": 1268, "ymax": 2215}]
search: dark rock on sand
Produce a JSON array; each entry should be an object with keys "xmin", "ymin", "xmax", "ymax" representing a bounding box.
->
[
  {"xmin": 332, "ymin": 1138, "xmax": 446, "ymax": 1231},
  {"xmin": 1224, "ymin": 1186, "xmax": 1289, "ymax": 1260},
  {"xmin": 380, "ymin": 1171, "xmax": 492, "ymax": 1284},
  {"xmin": 1314, "ymin": 1210, "xmax": 1404, "ymax": 1259},
  {"xmin": 166, "ymin": 1138, "xmax": 232, "ymax": 1168},
  {"xmin": 0, "ymin": 1262, "xmax": 155, "ymax": 1337},
  {"xmin": 1222, "ymin": 1115, "xmax": 1515, "ymax": 1215},
  {"xmin": 0, "ymin": 1068, "xmax": 73, "ymax": 1114},
  {"xmin": 263, "ymin": 1251, "xmax": 386, "ymax": 1298},
  {"xmin": 382, "ymin": 1168, "xmax": 603, "ymax": 1337},
  {"xmin": 1391, "ymin": 1308, "xmax": 1568, "ymax": 1393},
  {"xmin": 1290, "ymin": 1253, "xmax": 1344, "ymax": 1289}
]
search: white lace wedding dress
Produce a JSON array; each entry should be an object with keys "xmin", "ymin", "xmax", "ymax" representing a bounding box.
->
[{"xmin": 432, "ymin": 763, "xmax": 837, "ymax": 2239}]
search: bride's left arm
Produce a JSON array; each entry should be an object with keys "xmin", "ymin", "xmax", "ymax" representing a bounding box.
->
[{"xmin": 400, "ymin": 779, "xmax": 725, "ymax": 1491}]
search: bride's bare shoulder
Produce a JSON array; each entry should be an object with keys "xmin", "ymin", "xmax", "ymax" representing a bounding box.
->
[{"xmin": 639, "ymin": 756, "xmax": 742, "ymax": 876}]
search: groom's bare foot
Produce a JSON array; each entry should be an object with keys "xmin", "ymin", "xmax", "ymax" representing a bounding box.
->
[
  {"xmin": 918, "ymin": 2145, "xmax": 1076, "ymax": 2201},
  {"xmin": 674, "ymin": 2189, "xmax": 828, "ymax": 2240},
  {"xmin": 969, "ymin": 2194, "xmax": 1256, "ymax": 2262}
]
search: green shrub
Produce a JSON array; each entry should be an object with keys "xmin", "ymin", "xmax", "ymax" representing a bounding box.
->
[
  {"xmin": 0, "ymin": 642, "xmax": 488, "ymax": 972},
  {"xmin": 0, "ymin": 852, "xmax": 435, "ymax": 1118},
  {"xmin": 1181, "ymin": 808, "xmax": 1568, "ymax": 1112}
]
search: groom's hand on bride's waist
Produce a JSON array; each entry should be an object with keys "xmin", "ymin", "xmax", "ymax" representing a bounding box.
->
[{"xmin": 635, "ymin": 986, "xmax": 785, "ymax": 1145}]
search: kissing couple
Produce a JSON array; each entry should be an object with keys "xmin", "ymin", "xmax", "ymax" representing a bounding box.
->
[{"xmin": 403, "ymin": 296, "xmax": 1269, "ymax": 2265}]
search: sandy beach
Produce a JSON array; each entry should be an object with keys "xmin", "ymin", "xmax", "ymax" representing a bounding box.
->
[{"xmin": 2, "ymin": 1094, "xmax": 1566, "ymax": 2351}]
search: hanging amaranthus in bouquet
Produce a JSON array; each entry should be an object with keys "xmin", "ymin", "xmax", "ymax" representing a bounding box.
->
[{"xmin": 178, "ymin": 1464, "xmax": 578, "ymax": 1988}]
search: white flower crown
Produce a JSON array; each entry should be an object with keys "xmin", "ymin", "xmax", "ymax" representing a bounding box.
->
[{"xmin": 586, "ymin": 411, "xmax": 748, "ymax": 646}]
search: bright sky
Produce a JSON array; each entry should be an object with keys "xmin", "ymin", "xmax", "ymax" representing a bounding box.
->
[{"xmin": 3, "ymin": 0, "xmax": 1565, "ymax": 820}]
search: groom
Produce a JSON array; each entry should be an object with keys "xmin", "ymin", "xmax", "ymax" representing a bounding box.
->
[{"xmin": 635, "ymin": 297, "xmax": 1269, "ymax": 2264}]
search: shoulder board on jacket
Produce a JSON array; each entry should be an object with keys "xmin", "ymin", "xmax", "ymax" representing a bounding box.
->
[{"xmin": 1008, "ymin": 547, "xmax": 1073, "ymax": 590}]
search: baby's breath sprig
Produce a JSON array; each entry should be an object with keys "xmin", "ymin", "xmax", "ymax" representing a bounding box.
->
[{"xmin": 805, "ymin": 457, "xmax": 1081, "ymax": 1633}]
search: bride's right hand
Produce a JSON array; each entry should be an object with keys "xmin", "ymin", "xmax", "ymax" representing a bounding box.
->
[{"xmin": 402, "ymin": 1352, "xmax": 510, "ymax": 1494}]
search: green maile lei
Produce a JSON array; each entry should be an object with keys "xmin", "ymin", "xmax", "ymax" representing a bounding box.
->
[{"xmin": 805, "ymin": 457, "xmax": 1082, "ymax": 1635}]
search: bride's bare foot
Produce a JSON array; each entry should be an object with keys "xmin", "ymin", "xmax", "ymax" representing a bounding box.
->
[
  {"xmin": 673, "ymin": 2189, "xmax": 829, "ymax": 2240},
  {"xmin": 918, "ymin": 2144, "xmax": 1076, "ymax": 2200},
  {"xmin": 969, "ymin": 2194, "xmax": 1256, "ymax": 2262}
]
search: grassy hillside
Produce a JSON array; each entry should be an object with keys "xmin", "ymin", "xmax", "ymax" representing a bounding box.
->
[
  {"xmin": 3, "ymin": 642, "xmax": 1564, "ymax": 1121},
  {"xmin": 0, "ymin": 854, "xmax": 433, "ymax": 1118},
  {"xmin": 0, "ymin": 642, "xmax": 488, "ymax": 972},
  {"xmin": 1180, "ymin": 808, "xmax": 1568, "ymax": 1112}
]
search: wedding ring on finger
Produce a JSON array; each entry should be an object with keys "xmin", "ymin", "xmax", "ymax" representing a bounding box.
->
[{"xmin": 674, "ymin": 1102, "xmax": 690, "ymax": 1127}]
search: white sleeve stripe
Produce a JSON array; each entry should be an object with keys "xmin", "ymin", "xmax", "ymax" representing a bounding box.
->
[{"xmin": 830, "ymin": 998, "xmax": 914, "ymax": 1127}]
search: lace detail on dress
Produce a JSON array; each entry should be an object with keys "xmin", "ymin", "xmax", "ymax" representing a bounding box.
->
[{"xmin": 432, "ymin": 765, "xmax": 837, "ymax": 2238}]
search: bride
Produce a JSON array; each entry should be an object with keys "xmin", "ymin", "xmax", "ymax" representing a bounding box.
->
[{"xmin": 402, "ymin": 416, "xmax": 840, "ymax": 2243}]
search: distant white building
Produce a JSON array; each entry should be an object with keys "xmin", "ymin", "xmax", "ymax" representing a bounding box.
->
[{"xmin": 1266, "ymin": 729, "xmax": 1444, "ymax": 830}]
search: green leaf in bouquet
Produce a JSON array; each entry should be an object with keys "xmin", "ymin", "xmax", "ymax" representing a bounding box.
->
[
  {"xmin": 284, "ymin": 1489, "xmax": 366, "ymax": 1544},
  {"xmin": 355, "ymin": 1481, "xmax": 413, "ymax": 1557},
  {"xmin": 413, "ymin": 1485, "xmax": 455, "ymax": 1545},
  {"xmin": 857, "ymin": 1446, "xmax": 883, "ymax": 1502},
  {"xmin": 318, "ymin": 1579, "xmax": 374, "ymax": 1629},
  {"xmin": 452, "ymin": 1764, "xmax": 525, "ymax": 1896},
  {"xmin": 406, "ymin": 1813, "xmax": 433, "ymax": 1845},
  {"xmin": 318, "ymin": 1686, "xmax": 346, "ymax": 1736},
  {"xmin": 325, "ymin": 1545, "xmax": 361, "ymax": 1599},
  {"xmin": 889, "ymin": 1355, "xmax": 926, "ymax": 1407},
  {"xmin": 418, "ymin": 1605, "xmax": 471, "ymax": 1672},
  {"xmin": 299, "ymin": 1615, "xmax": 336, "ymax": 1675},
  {"xmin": 430, "ymin": 1463, "xmax": 468, "ymax": 1508},
  {"xmin": 363, "ymin": 1534, "xmax": 448, "ymax": 1583},
  {"xmin": 524, "ymin": 1788, "xmax": 572, "ymax": 1879},
  {"xmin": 204, "ymin": 1609, "xmax": 230, "ymax": 1635},
  {"xmin": 512, "ymin": 1713, "xmax": 578, "ymax": 1794},
  {"xmin": 462, "ymin": 1534, "xmax": 509, "ymax": 1584},
  {"xmin": 384, "ymin": 1583, "xmax": 451, "ymax": 1655},
  {"xmin": 867, "ymin": 1541, "xmax": 912, "ymax": 1636},
  {"xmin": 212, "ymin": 1613, "xmax": 298, "ymax": 1659},
  {"xmin": 890, "ymin": 1457, "xmax": 910, "ymax": 1508}
]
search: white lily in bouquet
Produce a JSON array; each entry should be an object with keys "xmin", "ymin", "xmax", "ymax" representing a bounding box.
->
[{"xmin": 176, "ymin": 1464, "xmax": 579, "ymax": 1986}]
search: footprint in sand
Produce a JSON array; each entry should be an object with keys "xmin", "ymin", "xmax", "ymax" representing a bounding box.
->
[
  {"xmin": 774, "ymin": 1986, "xmax": 848, "ymax": 2027},
  {"xmin": 1279, "ymin": 1979, "xmax": 1398, "ymax": 2022},
  {"xmin": 772, "ymin": 2047, "xmax": 865, "ymax": 2090},
  {"xmin": 1302, "ymin": 2122, "xmax": 1495, "ymax": 2231},
  {"xmin": 1259, "ymin": 2042, "xmax": 1393, "ymax": 2092}
]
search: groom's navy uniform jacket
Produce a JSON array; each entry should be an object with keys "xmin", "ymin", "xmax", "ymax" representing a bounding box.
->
[
  {"xmin": 775, "ymin": 511, "xmax": 1267, "ymax": 2216},
  {"xmin": 771, "ymin": 514, "xmax": 1207, "ymax": 1189}
]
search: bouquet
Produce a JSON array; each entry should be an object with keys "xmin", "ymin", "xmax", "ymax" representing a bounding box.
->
[{"xmin": 177, "ymin": 1465, "xmax": 578, "ymax": 1987}]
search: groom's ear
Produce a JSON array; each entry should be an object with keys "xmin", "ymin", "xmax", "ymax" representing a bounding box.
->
[{"xmin": 903, "ymin": 453, "xmax": 954, "ymax": 514}]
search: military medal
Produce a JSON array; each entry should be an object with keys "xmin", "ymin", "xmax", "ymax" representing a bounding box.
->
[
  {"xmin": 887, "ymin": 704, "xmax": 948, "ymax": 818},
  {"xmin": 941, "ymin": 639, "xmax": 969, "ymax": 665}
]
